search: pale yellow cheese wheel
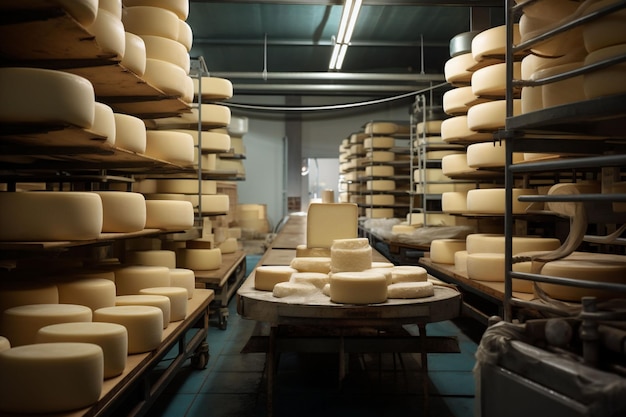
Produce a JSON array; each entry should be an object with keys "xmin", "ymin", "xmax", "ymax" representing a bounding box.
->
[
  {"xmin": 272, "ymin": 282, "xmax": 318, "ymax": 298},
  {"xmin": 546, "ymin": 182, "xmax": 601, "ymax": 217},
  {"xmin": 580, "ymin": 0, "xmax": 626, "ymax": 52},
  {"xmin": 363, "ymin": 136, "xmax": 395, "ymax": 149},
  {"xmin": 471, "ymin": 24, "xmax": 521, "ymax": 61},
  {"xmin": 387, "ymin": 281, "xmax": 434, "ymax": 299},
  {"xmin": 443, "ymin": 86, "xmax": 481, "ymax": 115},
  {"xmin": 390, "ymin": 265, "xmax": 428, "ymax": 283},
  {"xmin": 534, "ymin": 62, "xmax": 585, "ymax": 108},
  {"xmin": 0, "ymin": 282, "xmax": 58, "ymax": 315},
  {"xmin": 121, "ymin": 32, "xmax": 147, "ymax": 76},
  {"xmin": 442, "ymin": 191, "xmax": 469, "ymax": 214},
  {"xmin": 194, "ymin": 77, "xmax": 234, "ymax": 101},
  {"xmin": 143, "ymin": 58, "xmax": 188, "ymax": 97},
  {"xmin": 114, "ymin": 265, "xmax": 171, "ymax": 295},
  {"xmin": 366, "ymin": 179, "xmax": 396, "ymax": 191},
  {"xmin": 441, "ymin": 153, "xmax": 471, "ymax": 177},
  {"xmin": 583, "ymin": 44, "xmax": 626, "ymax": 99},
  {"xmin": 466, "ymin": 140, "xmax": 524, "ymax": 168},
  {"xmin": 365, "ymin": 165, "xmax": 394, "ymax": 177},
  {"xmin": 169, "ymin": 268, "xmax": 195, "ymax": 299},
  {"xmin": 365, "ymin": 208, "xmax": 395, "ymax": 219},
  {"xmin": 95, "ymin": 191, "xmax": 147, "ymax": 233},
  {"xmin": 86, "ymin": 8, "xmax": 125, "ymax": 59},
  {"xmin": 177, "ymin": 19, "xmax": 193, "ymax": 51},
  {"xmin": 471, "ymin": 62, "xmax": 522, "ymax": 98},
  {"xmin": 150, "ymin": 104, "xmax": 231, "ymax": 129},
  {"xmin": 466, "ymin": 99, "xmax": 522, "ymax": 132},
  {"xmin": 35, "ymin": 322, "xmax": 127, "ymax": 379},
  {"xmin": 93, "ymin": 305, "xmax": 163, "ymax": 353},
  {"xmin": 217, "ymin": 237, "xmax": 239, "ymax": 254},
  {"xmin": 416, "ymin": 120, "xmax": 443, "ymax": 135},
  {"xmin": 290, "ymin": 272, "xmax": 330, "ymax": 289},
  {"xmin": 441, "ymin": 115, "xmax": 493, "ymax": 143},
  {"xmin": 16, "ymin": 0, "xmax": 99, "ymax": 26},
  {"xmin": 92, "ymin": 102, "xmax": 116, "ymax": 146},
  {"xmin": 444, "ymin": 53, "xmax": 476, "ymax": 84},
  {"xmin": 199, "ymin": 194, "xmax": 230, "ymax": 215},
  {"xmin": 290, "ymin": 257, "xmax": 332, "ymax": 274},
  {"xmin": 115, "ymin": 294, "xmax": 171, "ymax": 328},
  {"xmin": 177, "ymin": 129, "xmax": 232, "ymax": 153},
  {"xmin": 139, "ymin": 287, "xmax": 187, "ymax": 322},
  {"xmin": 367, "ymin": 150, "xmax": 396, "ymax": 162},
  {"xmin": 0, "ymin": 336, "xmax": 9, "ymax": 352},
  {"xmin": 255, "ymin": 266, "xmax": 297, "ymax": 291},
  {"xmin": 122, "ymin": 6, "xmax": 179, "ymax": 40},
  {"xmin": 365, "ymin": 194, "xmax": 395, "ymax": 205},
  {"xmin": 0, "ymin": 343, "xmax": 103, "ymax": 413},
  {"xmin": 126, "ymin": 250, "xmax": 177, "ymax": 268},
  {"xmin": 176, "ymin": 248, "xmax": 222, "ymax": 270},
  {"xmin": 521, "ymin": 85, "xmax": 543, "ymax": 114},
  {"xmin": 123, "ymin": 0, "xmax": 189, "ymax": 20},
  {"xmin": 517, "ymin": 0, "xmax": 579, "ymax": 20},
  {"xmin": 465, "ymin": 233, "xmax": 561, "ymax": 255},
  {"xmin": 140, "ymin": 35, "xmax": 190, "ymax": 74},
  {"xmin": 454, "ymin": 250, "xmax": 469, "ymax": 271},
  {"xmin": 57, "ymin": 278, "xmax": 116, "ymax": 312},
  {"xmin": 145, "ymin": 200, "xmax": 194, "ymax": 230},
  {"xmin": 430, "ymin": 239, "xmax": 467, "ymax": 264},
  {"xmin": 113, "ymin": 113, "xmax": 147, "ymax": 154},
  {"xmin": 329, "ymin": 271, "xmax": 388, "ymax": 304},
  {"xmin": 364, "ymin": 122, "xmax": 397, "ymax": 135},
  {"xmin": 466, "ymin": 188, "xmax": 538, "ymax": 214},
  {"xmin": 156, "ymin": 179, "xmax": 217, "ymax": 194},
  {"xmin": 466, "ymin": 253, "xmax": 506, "ymax": 281}
]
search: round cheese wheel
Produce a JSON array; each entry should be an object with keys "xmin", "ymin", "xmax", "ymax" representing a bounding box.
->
[
  {"xmin": 430, "ymin": 239, "xmax": 467, "ymax": 264},
  {"xmin": 443, "ymin": 86, "xmax": 481, "ymax": 115},
  {"xmin": 113, "ymin": 112, "xmax": 147, "ymax": 153},
  {"xmin": 176, "ymin": 248, "xmax": 222, "ymax": 270},
  {"xmin": 99, "ymin": 0, "xmax": 122, "ymax": 19},
  {"xmin": 290, "ymin": 272, "xmax": 330, "ymax": 289},
  {"xmin": 139, "ymin": 287, "xmax": 187, "ymax": 322},
  {"xmin": 218, "ymin": 237, "xmax": 238, "ymax": 254},
  {"xmin": 442, "ymin": 191, "xmax": 469, "ymax": 214},
  {"xmin": 197, "ymin": 153, "xmax": 218, "ymax": 171},
  {"xmin": 330, "ymin": 238, "xmax": 372, "ymax": 273},
  {"xmin": 57, "ymin": 278, "xmax": 116, "ymax": 311},
  {"xmin": 454, "ymin": 250, "xmax": 469, "ymax": 271},
  {"xmin": 150, "ymin": 104, "xmax": 231, "ymax": 129},
  {"xmin": 145, "ymin": 200, "xmax": 194, "ymax": 230},
  {"xmin": 35, "ymin": 322, "xmax": 127, "ymax": 379},
  {"xmin": 199, "ymin": 194, "xmax": 230, "ymax": 215},
  {"xmin": 0, "ymin": 67, "xmax": 94, "ymax": 128},
  {"xmin": 122, "ymin": 6, "xmax": 179, "ymax": 40},
  {"xmin": 471, "ymin": 24, "xmax": 521, "ymax": 61},
  {"xmin": 387, "ymin": 281, "xmax": 434, "ymax": 299},
  {"xmin": 121, "ymin": 32, "xmax": 147, "ymax": 76},
  {"xmin": 92, "ymin": 102, "xmax": 116, "ymax": 146},
  {"xmin": 365, "ymin": 194, "xmax": 395, "ymax": 205},
  {"xmin": 0, "ymin": 282, "xmax": 59, "ymax": 315},
  {"xmin": 466, "ymin": 233, "xmax": 561, "ymax": 255},
  {"xmin": 441, "ymin": 115, "xmax": 493, "ymax": 143},
  {"xmin": 580, "ymin": 0, "xmax": 626, "ymax": 52},
  {"xmin": 413, "ymin": 167, "xmax": 446, "ymax": 183},
  {"xmin": 126, "ymin": 250, "xmax": 176, "ymax": 268},
  {"xmin": 329, "ymin": 271, "xmax": 388, "ymax": 304},
  {"xmin": 140, "ymin": 35, "xmax": 190, "ymax": 74},
  {"xmin": 95, "ymin": 191, "xmax": 146, "ymax": 233},
  {"xmin": 367, "ymin": 150, "xmax": 395, "ymax": 162},
  {"xmin": 272, "ymin": 282, "xmax": 318, "ymax": 298},
  {"xmin": 169, "ymin": 268, "xmax": 195, "ymax": 299},
  {"xmin": 365, "ymin": 208, "xmax": 395, "ymax": 218},
  {"xmin": 177, "ymin": 129, "xmax": 232, "ymax": 153},
  {"xmin": 193, "ymin": 77, "xmax": 234, "ymax": 101},
  {"xmin": 363, "ymin": 136, "xmax": 395, "ymax": 149},
  {"xmin": 145, "ymin": 130, "xmax": 194, "ymax": 165},
  {"xmin": 441, "ymin": 153, "xmax": 471, "ymax": 177},
  {"xmin": 115, "ymin": 294, "xmax": 171, "ymax": 328},
  {"xmin": 583, "ymin": 44, "xmax": 626, "ymax": 99},
  {"xmin": 123, "ymin": 0, "xmax": 189, "ymax": 20},
  {"xmin": 466, "ymin": 188, "xmax": 538, "ymax": 214},
  {"xmin": 0, "ymin": 343, "xmax": 103, "ymax": 413},
  {"xmin": 143, "ymin": 58, "xmax": 188, "ymax": 97},
  {"xmin": 86, "ymin": 8, "xmax": 125, "ymax": 59},
  {"xmin": 364, "ymin": 165, "xmax": 394, "ymax": 177},
  {"xmin": 93, "ymin": 305, "xmax": 163, "ymax": 353},
  {"xmin": 0, "ymin": 191, "xmax": 103, "ymax": 241},
  {"xmin": 0, "ymin": 336, "xmax": 9, "ymax": 352},
  {"xmin": 466, "ymin": 253, "xmax": 506, "ymax": 281},
  {"xmin": 518, "ymin": 0, "xmax": 579, "ymax": 20},
  {"xmin": 416, "ymin": 120, "xmax": 443, "ymax": 135},
  {"xmin": 114, "ymin": 265, "xmax": 171, "ymax": 296},
  {"xmin": 467, "ymin": 99, "xmax": 522, "ymax": 132},
  {"xmin": 466, "ymin": 140, "xmax": 524, "ymax": 168},
  {"xmin": 181, "ymin": 75, "xmax": 194, "ymax": 103},
  {"xmin": 230, "ymin": 136, "xmax": 245, "ymax": 155},
  {"xmin": 289, "ymin": 257, "xmax": 332, "ymax": 274},
  {"xmin": 390, "ymin": 265, "xmax": 428, "ymax": 283},
  {"xmin": 1, "ymin": 304, "xmax": 92, "ymax": 347},
  {"xmin": 255, "ymin": 266, "xmax": 298, "ymax": 291},
  {"xmin": 364, "ymin": 267, "xmax": 393, "ymax": 285},
  {"xmin": 521, "ymin": 85, "xmax": 543, "ymax": 114},
  {"xmin": 177, "ymin": 19, "xmax": 193, "ymax": 51},
  {"xmin": 472, "ymin": 62, "xmax": 522, "ymax": 98},
  {"xmin": 444, "ymin": 53, "xmax": 476, "ymax": 85},
  {"xmin": 364, "ymin": 122, "xmax": 397, "ymax": 135},
  {"xmin": 534, "ymin": 62, "xmax": 585, "ymax": 108},
  {"xmin": 366, "ymin": 179, "xmax": 396, "ymax": 191}
]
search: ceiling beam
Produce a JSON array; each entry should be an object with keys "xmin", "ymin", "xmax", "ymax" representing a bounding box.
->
[{"xmin": 192, "ymin": 38, "xmax": 449, "ymax": 47}]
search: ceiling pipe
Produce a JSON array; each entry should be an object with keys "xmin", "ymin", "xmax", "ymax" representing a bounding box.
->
[{"xmin": 208, "ymin": 71, "xmax": 445, "ymax": 82}]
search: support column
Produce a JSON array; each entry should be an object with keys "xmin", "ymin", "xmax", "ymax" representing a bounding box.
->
[{"xmin": 285, "ymin": 96, "xmax": 303, "ymax": 212}]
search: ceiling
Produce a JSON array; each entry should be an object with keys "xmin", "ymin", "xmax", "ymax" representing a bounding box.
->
[{"xmin": 187, "ymin": 0, "xmax": 505, "ymax": 98}]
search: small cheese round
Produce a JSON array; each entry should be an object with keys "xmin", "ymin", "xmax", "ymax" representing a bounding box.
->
[
  {"xmin": 139, "ymin": 287, "xmax": 187, "ymax": 322},
  {"xmin": 122, "ymin": 6, "xmax": 179, "ymax": 40},
  {"xmin": 444, "ymin": 53, "xmax": 476, "ymax": 85},
  {"xmin": 145, "ymin": 130, "xmax": 195, "ymax": 165},
  {"xmin": 114, "ymin": 265, "xmax": 171, "ymax": 295},
  {"xmin": 218, "ymin": 237, "xmax": 239, "ymax": 254},
  {"xmin": 387, "ymin": 281, "xmax": 434, "ymax": 299},
  {"xmin": 145, "ymin": 200, "xmax": 194, "ymax": 231},
  {"xmin": 113, "ymin": 112, "xmax": 147, "ymax": 154},
  {"xmin": 255, "ymin": 266, "xmax": 298, "ymax": 291},
  {"xmin": 199, "ymin": 194, "xmax": 230, "ymax": 215},
  {"xmin": 35, "ymin": 322, "xmax": 127, "ymax": 379},
  {"xmin": 0, "ymin": 343, "xmax": 103, "ymax": 413},
  {"xmin": 121, "ymin": 32, "xmax": 147, "ymax": 76},
  {"xmin": 86, "ymin": 8, "xmax": 125, "ymax": 59},
  {"xmin": 466, "ymin": 99, "xmax": 522, "ymax": 132},
  {"xmin": 430, "ymin": 239, "xmax": 467, "ymax": 264},
  {"xmin": 93, "ymin": 305, "xmax": 163, "ymax": 353},
  {"xmin": 330, "ymin": 238, "xmax": 372, "ymax": 273},
  {"xmin": 290, "ymin": 272, "xmax": 330, "ymax": 289},
  {"xmin": 126, "ymin": 250, "xmax": 177, "ymax": 268},
  {"xmin": 390, "ymin": 265, "xmax": 428, "ymax": 283},
  {"xmin": 115, "ymin": 294, "xmax": 171, "ymax": 328},
  {"xmin": 95, "ymin": 191, "xmax": 147, "ymax": 233},
  {"xmin": 272, "ymin": 282, "xmax": 318, "ymax": 298},
  {"xmin": 169, "ymin": 268, "xmax": 195, "ymax": 299},
  {"xmin": 289, "ymin": 257, "xmax": 332, "ymax": 274},
  {"xmin": 329, "ymin": 271, "xmax": 388, "ymax": 304},
  {"xmin": 454, "ymin": 250, "xmax": 469, "ymax": 271},
  {"xmin": 57, "ymin": 278, "xmax": 116, "ymax": 311},
  {"xmin": 466, "ymin": 253, "xmax": 506, "ymax": 281},
  {"xmin": 176, "ymin": 248, "xmax": 222, "ymax": 270}
]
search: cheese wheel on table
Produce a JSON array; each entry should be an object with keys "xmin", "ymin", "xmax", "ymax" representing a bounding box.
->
[
  {"xmin": 0, "ymin": 67, "xmax": 94, "ymax": 128},
  {"xmin": 113, "ymin": 113, "xmax": 147, "ymax": 153},
  {"xmin": 115, "ymin": 294, "xmax": 171, "ymax": 328},
  {"xmin": 0, "ymin": 343, "xmax": 103, "ymax": 413},
  {"xmin": 387, "ymin": 281, "xmax": 434, "ymax": 299},
  {"xmin": 139, "ymin": 287, "xmax": 187, "ymax": 322},
  {"xmin": 364, "ymin": 267, "xmax": 393, "ymax": 285},
  {"xmin": 218, "ymin": 237, "xmax": 238, "ymax": 254},
  {"xmin": 140, "ymin": 35, "xmax": 190, "ymax": 74},
  {"xmin": 114, "ymin": 265, "xmax": 171, "ymax": 295},
  {"xmin": 123, "ymin": 0, "xmax": 189, "ymax": 20},
  {"xmin": 193, "ymin": 77, "xmax": 234, "ymax": 101},
  {"xmin": 454, "ymin": 250, "xmax": 469, "ymax": 271},
  {"xmin": 329, "ymin": 271, "xmax": 388, "ymax": 304},
  {"xmin": 94, "ymin": 191, "xmax": 147, "ymax": 233},
  {"xmin": 122, "ymin": 6, "xmax": 179, "ymax": 40},
  {"xmin": 93, "ymin": 305, "xmax": 163, "ymax": 353},
  {"xmin": 169, "ymin": 268, "xmax": 195, "ymax": 299},
  {"xmin": 272, "ymin": 282, "xmax": 318, "ymax": 298},
  {"xmin": 176, "ymin": 248, "xmax": 222, "ymax": 270},
  {"xmin": 290, "ymin": 272, "xmax": 330, "ymax": 289},
  {"xmin": 145, "ymin": 200, "xmax": 194, "ymax": 230},
  {"xmin": 390, "ymin": 265, "xmax": 428, "ymax": 283},
  {"xmin": 121, "ymin": 32, "xmax": 147, "ymax": 76},
  {"xmin": 126, "ymin": 250, "xmax": 177, "ymax": 268},
  {"xmin": 57, "ymin": 278, "xmax": 116, "ymax": 311},
  {"xmin": 430, "ymin": 239, "xmax": 467, "ymax": 264},
  {"xmin": 35, "ymin": 322, "xmax": 127, "ymax": 379},
  {"xmin": 330, "ymin": 238, "xmax": 372, "ymax": 273},
  {"xmin": 0, "ymin": 191, "xmax": 102, "ymax": 241},
  {"xmin": 290, "ymin": 257, "xmax": 331, "ymax": 274},
  {"xmin": 255, "ymin": 266, "xmax": 297, "ymax": 291},
  {"xmin": 86, "ymin": 8, "xmax": 125, "ymax": 59}
]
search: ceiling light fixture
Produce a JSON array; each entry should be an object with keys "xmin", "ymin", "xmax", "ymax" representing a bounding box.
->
[{"xmin": 329, "ymin": 0, "xmax": 362, "ymax": 71}]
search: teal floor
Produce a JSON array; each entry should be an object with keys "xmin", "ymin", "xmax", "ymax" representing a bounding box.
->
[{"xmin": 144, "ymin": 256, "xmax": 482, "ymax": 417}]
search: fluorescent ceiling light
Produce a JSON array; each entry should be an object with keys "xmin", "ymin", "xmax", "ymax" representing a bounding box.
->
[{"xmin": 329, "ymin": 0, "xmax": 362, "ymax": 70}]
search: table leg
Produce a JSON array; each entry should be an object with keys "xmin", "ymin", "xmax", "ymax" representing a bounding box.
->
[
  {"xmin": 266, "ymin": 325, "xmax": 277, "ymax": 417},
  {"xmin": 418, "ymin": 323, "xmax": 429, "ymax": 415}
]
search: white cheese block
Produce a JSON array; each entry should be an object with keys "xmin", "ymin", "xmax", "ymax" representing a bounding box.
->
[
  {"xmin": 365, "ymin": 194, "xmax": 395, "ymax": 205},
  {"xmin": 0, "ymin": 67, "xmax": 94, "ymax": 128},
  {"xmin": 123, "ymin": 0, "xmax": 189, "ymax": 20},
  {"xmin": 169, "ymin": 268, "xmax": 195, "ymax": 299},
  {"xmin": 465, "ymin": 233, "xmax": 561, "ymax": 255},
  {"xmin": 363, "ymin": 136, "xmax": 395, "ymax": 149},
  {"xmin": 583, "ymin": 44, "xmax": 626, "ymax": 99},
  {"xmin": 416, "ymin": 120, "xmax": 443, "ymax": 135},
  {"xmin": 441, "ymin": 115, "xmax": 493, "ymax": 143},
  {"xmin": 466, "ymin": 188, "xmax": 538, "ymax": 214},
  {"xmin": 92, "ymin": 102, "xmax": 116, "ymax": 146},
  {"xmin": 390, "ymin": 265, "xmax": 428, "ymax": 283},
  {"xmin": 364, "ymin": 122, "xmax": 397, "ymax": 135},
  {"xmin": 366, "ymin": 180, "xmax": 396, "ymax": 191},
  {"xmin": 0, "ymin": 336, "xmax": 9, "ymax": 352},
  {"xmin": 122, "ymin": 6, "xmax": 179, "ymax": 40},
  {"xmin": 255, "ymin": 266, "xmax": 298, "ymax": 291},
  {"xmin": 126, "ymin": 250, "xmax": 176, "ymax": 268},
  {"xmin": 534, "ymin": 62, "xmax": 585, "ymax": 108},
  {"xmin": 95, "ymin": 191, "xmax": 146, "ymax": 233},
  {"xmin": 430, "ymin": 239, "xmax": 467, "ymax": 264},
  {"xmin": 365, "ymin": 208, "xmax": 395, "ymax": 218},
  {"xmin": 367, "ymin": 150, "xmax": 396, "ymax": 162},
  {"xmin": 289, "ymin": 257, "xmax": 332, "ymax": 274},
  {"xmin": 0, "ymin": 343, "xmax": 103, "ymax": 413},
  {"xmin": 121, "ymin": 32, "xmax": 147, "ymax": 76},
  {"xmin": 35, "ymin": 322, "xmax": 127, "ymax": 379},
  {"xmin": 444, "ymin": 53, "xmax": 476, "ymax": 85},
  {"xmin": 329, "ymin": 271, "xmax": 388, "ymax": 304},
  {"xmin": 0, "ymin": 282, "xmax": 59, "ymax": 315},
  {"xmin": 472, "ymin": 62, "xmax": 522, "ymax": 98},
  {"xmin": 306, "ymin": 203, "xmax": 358, "ymax": 249},
  {"xmin": 0, "ymin": 191, "xmax": 102, "ymax": 241},
  {"xmin": 57, "ymin": 278, "xmax": 116, "ymax": 312},
  {"xmin": 115, "ymin": 294, "xmax": 171, "ymax": 328},
  {"xmin": 331, "ymin": 238, "xmax": 372, "ymax": 273},
  {"xmin": 290, "ymin": 272, "xmax": 330, "ymax": 289},
  {"xmin": 295, "ymin": 246, "xmax": 331, "ymax": 258},
  {"xmin": 145, "ymin": 200, "xmax": 194, "ymax": 230},
  {"xmin": 272, "ymin": 282, "xmax": 318, "ymax": 298},
  {"xmin": 86, "ymin": 8, "xmax": 125, "ymax": 59},
  {"xmin": 467, "ymin": 99, "xmax": 522, "ymax": 131},
  {"xmin": 580, "ymin": 0, "xmax": 626, "ymax": 52},
  {"xmin": 114, "ymin": 265, "xmax": 171, "ymax": 295},
  {"xmin": 443, "ymin": 86, "xmax": 481, "ymax": 115},
  {"xmin": 218, "ymin": 237, "xmax": 238, "ymax": 254},
  {"xmin": 466, "ymin": 140, "xmax": 524, "ymax": 168},
  {"xmin": 387, "ymin": 281, "xmax": 434, "ymax": 299},
  {"xmin": 193, "ymin": 77, "xmax": 234, "ymax": 101},
  {"xmin": 177, "ymin": 19, "xmax": 193, "ymax": 51},
  {"xmin": 145, "ymin": 130, "xmax": 194, "ymax": 165},
  {"xmin": 113, "ymin": 113, "xmax": 147, "ymax": 153},
  {"xmin": 1, "ymin": 304, "xmax": 92, "ymax": 347},
  {"xmin": 143, "ymin": 58, "xmax": 188, "ymax": 97},
  {"xmin": 471, "ymin": 24, "xmax": 521, "ymax": 62},
  {"xmin": 442, "ymin": 191, "xmax": 469, "ymax": 214},
  {"xmin": 176, "ymin": 248, "xmax": 222, "ymax": 270},
  {"xmin": 93, "ymin": 305, "xmax": 163, "ymax": 353},
  {"xmin": 139, "ymin": 287, "xmax": 187, "ymax": 322},
  {"xmin": 140, "ymin": 35, "xmax": 190, "ymax": 74},
  {"xmin": 454, "ymin": 250, "xmax": 469, "ymax": 271}
]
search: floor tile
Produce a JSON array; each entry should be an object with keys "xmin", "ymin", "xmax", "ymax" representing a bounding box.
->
[{"xmin": 200, "ymin": 371, "xmax": 263, "ymax": 394}]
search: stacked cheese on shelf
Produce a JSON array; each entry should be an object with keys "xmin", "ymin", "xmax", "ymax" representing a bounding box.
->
[
  {"xmin": 138, "ymin": 178, "xmax": 229, "ymax": 217},
  {"xmin": 213, "ymin": 116, "xmax": 248, "ymax": 178},
  {"xmin": 338, "ymin": 132, "xmax": 367, "ymax": 210}
]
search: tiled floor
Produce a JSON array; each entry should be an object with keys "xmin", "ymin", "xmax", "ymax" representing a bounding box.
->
[{"xmin": 144, "ymin": 257, "xmax": 483, "ymax": 417}]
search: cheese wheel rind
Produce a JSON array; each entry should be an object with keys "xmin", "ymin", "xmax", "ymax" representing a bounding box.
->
[
  {"xmin": 387, "ymin": 281, "xmax": 434, "ymax": 299},
  {"xmin": 254, "ymin": 266, "xmax": 297, "ymax": 291},
  {"xmin": 329, "ymin": 271, "xmax": 388, "ymax": 304}
]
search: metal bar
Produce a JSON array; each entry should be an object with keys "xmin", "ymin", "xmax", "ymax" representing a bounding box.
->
[{"xmin": 511, "ymin": 271, "xmax": 626, "ymax": 292}]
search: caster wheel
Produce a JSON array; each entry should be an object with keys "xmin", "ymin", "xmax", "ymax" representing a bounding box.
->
[
  {"xmin": 191, "ymin": 342, "xmax": 209, "ymax": 369},
  {"xmin": 219, "ymin": 309, "xmax": 229, "ymax": 330}
]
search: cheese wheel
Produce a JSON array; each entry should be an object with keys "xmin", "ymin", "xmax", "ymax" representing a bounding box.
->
[
  {"xmin": 364, "ymin": 165, "xmax": 394, "ymax": 177},
  {"xmin": 289, "ymin": 257, "xmax": 332, "ymax": 274},
  {"xmin": 0, "ymin": 191, "xmax": 103, "ymax": 241},
  {"xmin": 255, "ymin": 266, "xmax": 297, "ymax": 291},
  {"xmin": 177, "ymin": 19, "xmax": 193, "ymax": 51},
  {"xmin": 176, "ymin": 129, "xmax": 232, "ymax": 153},
  {"xmin": 322, "ymin": 283, "xmax": 331, "ymax": 297},
  {"xmin": 430, "ymin": 239, "xmax": 467, "ymax": 264},
  {"xmin": 391, "ymin": 224, "xmax": 417, "ymax": 235},
  {"xmin": 95, "ymin": 191, "xmax": 146, "ymax": 233},
  {"xmin": 121, "ymin": 32, "xmax": 147, "ymax": 76},
  {"xmin": 471, "ymin": 24, "xmax": 521, "ymax": 61},
  {"xmin": 218, "ymin": 237, "xmax": 238, "ymax": 254},
  {"xmin": 100, "ymin": 0, "xmax": 122, "ymax": 19},
  {"xmin": 35, "ymin": 322, "xmax": 127, "ymax": 379},
  {"xmin": 0, "ymin": 336, "xmax": 9, "ymax": 353},
  {"xmin": 93, "ymin": 305, "xmax": 163, "ymax": 353},
  {"xmin": 140, "ymin": 35, "xmax": 190, "ymax": 74},
  {"xmin": 416, "ymin": 120, "xmax": 443, "ymax": 135},
  {"xmin": 363, "ymin": 267, "xmax": 393, "ymax": 285},
  {"xmin": 149, "ymin": 104, "xmax": 231, "ymax": 130},
  {"xmin": 442, "ymin": 191, "xmax": 469, "ymax": 214},
  {"xmin": 176, "ymin": 248, "xmax": 222, "ymax": 270},
  {"xmin": 350, "ymin": 143, "xmax": 365, "ymax": 155},
  {"xmin": 86, "ymin": 8, "xmax": 125, "ymax": 59},
  {"xmin": 441, "ymin": 115, "xmax": 493, "ymax": 143},
  {"xmin": 0, "ymin": 282, "xmax": 58, "ymax": 315},
  {"xmin": 193, "ymin": 77, "xmax": 234, "ymax": 101},
  {"xmin": 122, "ymin": 6, "xmax": 179, "ymax": 40},
  {"xmin": 145, "ymin": 200, "xmax": 194, "ymax": 230},
  {"xmin": 466, "ymin": 188, "xmax": 537, "ymax": 214},
  {"xmin": 181, "ymin": 75, "xmax": 194, "ymax": 103},
  {"xmin": 113, "ymin": 113, "xmax": 147, "ymax": 153},
  {"xmin": 441, "ymin": 153, "xmax": 471, "ymax": 177},
  {"xmin": 390, "ymin": 265, "xmax": 428, "ymax": 283},
  {"xmin": 365, "ymin": 194, "xmax": 395, "ymax": 205},
  {"xmin": 57, "ymin": 278, "xmax": 116, "ymax": 311},
  {"xmin": 443, "ymin": 86, "xmax": 481, "ymax": 115},
  {"xmin": 92, "ymin": 102, "xmax": 116, "ymax": 146},
  {"xmin": 444, "ymin": 53, "xmax": 476, "ymax": 84},
  {"xmin": 583, "ymin": 44, "xmax": 626, "ymax": 99},
  {"xmin": 114, "ymin": 265, "xmax": 171, "ymax": 295},
  {"xmin": 306, "ymin": 203, "xmax": 358, "ymax": 249},
  {"xmin": 466, "ymin": 253, "xmax": 506, "ymax": 281},
  {"xmin": 454, "ymin": 250, "xmax": 469, "ymax": 271},
  {"xmin": 413, "ymin": 168, "xmax": 447, "ymax": 183},
  {"xmin": 123, "ymin": 0, "xmax": 189, "ymax": 20},
  {"xmin": 330, "ymin": 238, "xmax": 372, "ymax": 273},
  {"xmin": 366, "ymin": 180, "xmax": 396, "ymax": 191},
  {"xmin": 126, "ymin": 250, "xmax": 176, "ymax": 268},
  {"xmin": 367, "ymin": 150, "xmax": 396, "ymax": 162},
  {"xmin": 290, "ymin": 272, "xmax": 330, "ymax": 289},
  {"xmin": 145, "ymin": 130, "xmax": 194, "ymax": 165},
  {"xmin": 0, "ymin": 343, "xmax": 103, "ymax": 413},
  {"xmin": 199, "ymin": 194, "xmax": 230, "ymax": 215},
  {"xmin": 115, "ymin": 294, "xmax": 171, "ymax": 328},
  {"xmin": 329, "ymin": 271, "xmax": 388, "ymax": 304},
  {"xmin": 295, "ymin": 246, "xmax": 331, "ymax": 258},
  {"xmin": 466, "ymin": 140, "xmax": 524, "ymax": 168},
  {"xmin": 169, "ymin": 268, "xmax": 195, "ymax": 299},
  {"xmin": 521, "ymin": 85, "xmax": 543, "ymax": 114},
  {"xmin": 364, "ymin": 122, "xmax": 397, "ymax": 135},
  {"xmin": 155, "ymin": 179, "xmax": 217, "ymax": 195},
  {"xmin": 472, "ymin": 62, "xmax": 522, "ymax": 98},
  {"xmin": 465, "ymin": 234, "xmax": 561, "ymax": 255},
  {"xmin": 467, "ymin": 99, "xmax": 522, "ymax": 131},
  {"xmin": 0, "ymin": 67, "xmax": 94, "ymax": 128},
  {"xmin": 1, "ymin": 304, "xmax": 92, "ymax": 347},
  {"xmin": 387, "ymin": 281, "xmax": 434, "ymax": 299},
  {"xmin": 272, "ymin": 282, "xmax": 318, "ymax": 298},
  {"xmin": 546, "ymin": 182, "xmax": 601, "ymax": 217},
  {"xmin": 197, "ymin": 153, "xmax": 218, "ymax": 171},
  {"xmin": 519, "ymin": 13, "xmax": 583, "ymax": 57},
  {"xmin": 143, "ymin": 58, "xmax": 188, "ymax": 97},
  {"xmin": 581, "ymin": 0, "xmax": 626, "ymax": 52},
  {"xmin": 534, "ymin": 62, "xmax": 585, "ymax": 108},
  {"xmin": 139, "ymin": 287, "xmax": 187, "ymax": 322},
  {"xmin": 365, "ymin": 208, "xmax": 394, "ymax": 218},
  {"xmin": 518, "ymin": 0, "xmax": 579, "ymax": 20},
  {"xmin": 363, "ymin": 136, "xmax": 395, "ymax": 149}
]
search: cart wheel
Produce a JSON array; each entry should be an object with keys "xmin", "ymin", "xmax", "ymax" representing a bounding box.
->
[
  {"xmin": 191, "ymin": 342, "xmax": 209, "ymax": 370},
  {"xmin": 218, "ymin": 310, "xmax": 229, "ymax": 330}
]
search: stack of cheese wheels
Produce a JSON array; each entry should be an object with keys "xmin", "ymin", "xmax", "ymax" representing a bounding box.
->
[
  {"xmin": 340, "ymin": 132, "xmax": 366, "ymax": 184},
  {"xmin": 85, "ymin": 0, "xmax": 125, "ymax": 59}
]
